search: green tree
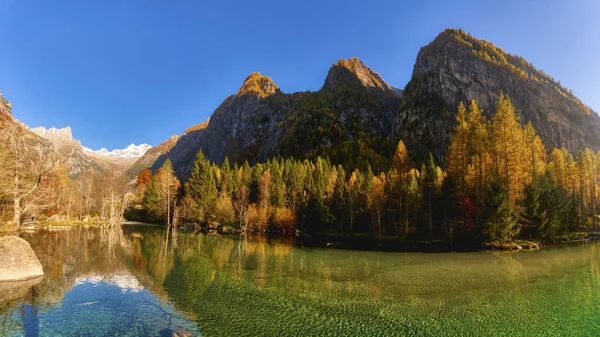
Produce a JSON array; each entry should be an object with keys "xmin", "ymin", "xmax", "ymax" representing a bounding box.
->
[
  {"xmin": 187, "ymin": 151, "xmax": 217, "ymax": 221},
  {"xmin": 142, "ymin": 175, "xmax": 162, "ymax": 223},
  {"xmin": 482, "ymin": 177, "xmax": 519, "ymax": 243}
]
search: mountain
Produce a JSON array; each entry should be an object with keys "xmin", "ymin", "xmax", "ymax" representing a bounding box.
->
[
  {"xmin": 126, "ymin": 134, "xmax": 180, "ymax": 180},
  {"xmin": 30, "ymin": 126, "xmax": 151, "ymax": 176},
  {"xmin": 83, "ymin": 143, "xmax": 151, "ymax": 160},
  {"xmin": 152, "ymin": 59, "xmax": 400, "ymax": 177},
  {"xmin": 146, "ymin": 29, "xmax": 600, "ymax": 179},
  {"xmin": 30, "ymin": 126, "xmax": 103, "ymax": 176},
  {"xmin": 396, "ymin": 28, "xmax": 600, "ymax": 158}
]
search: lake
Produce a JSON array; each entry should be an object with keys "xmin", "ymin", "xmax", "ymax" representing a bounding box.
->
[{"xmin": 1, "ymin": 225, "xmax": 599, "ymax": 336}]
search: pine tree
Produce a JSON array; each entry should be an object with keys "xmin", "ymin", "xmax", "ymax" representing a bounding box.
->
[
  {"xmin": 522, "ymin": 183, "xmax": 547, "ymax": 239},
  {"xmin": 270, "ymin": 159, "xmax": 285, "ymax": 208},
  {"xmin": 142, "ymin": 175, "xmax": 161, "ymax": 223},
  {"xmin": 482, "ymin": 177, "xmax": 519, "ymax": 243},
  {"xmin": 187, "ymin": 150, "xmax": 217, "ymax": 222},
  {"xmin": 333, "ymin": 165, "xmax": 346, "ymax": 232}
]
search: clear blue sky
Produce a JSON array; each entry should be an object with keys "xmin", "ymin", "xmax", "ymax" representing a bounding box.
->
[{"xmin": 1, "ymin": 0, "xmax": 598, "ymax": 150}]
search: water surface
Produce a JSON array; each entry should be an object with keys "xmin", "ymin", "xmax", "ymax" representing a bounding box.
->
[{"xmin": 1, "ymin": 226, "xmax": 599, "ymax": 336}]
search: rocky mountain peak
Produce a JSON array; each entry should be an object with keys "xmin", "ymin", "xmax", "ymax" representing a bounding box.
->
[
  {"xmin": 30, "ymin": 126, "xmax": 80, "ymax": 150},
  {"xmin": 236, "ymin": 72, "xmax": 279, "ymax": 98},
  {"xmin": 322, "ymin": 57, "xmax": 392, "ymax": 93},
  {"xmin": 399, "ymin": 28, "xmax": 600, "ymax": 158}
]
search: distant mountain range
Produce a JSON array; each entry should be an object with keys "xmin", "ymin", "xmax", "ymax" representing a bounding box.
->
[
  {"xmin": 27, "ymin": 126, "xmax": 150, "ymax": 176},
  {"xmin": 83, "ymin": 143, "xmax": 152, "ymax": 160},
  {"xmin": 3, "ymin": 28, "xmax": 600, "ymax": 181}
]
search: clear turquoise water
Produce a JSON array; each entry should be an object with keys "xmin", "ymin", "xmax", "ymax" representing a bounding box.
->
[{"xmin": 1, "ymin": 226, "xmax": 599, "ymax": 336}]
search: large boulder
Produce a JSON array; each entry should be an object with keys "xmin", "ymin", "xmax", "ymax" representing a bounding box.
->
[{"xmin": 0, "ymin": 236, "xmax": 44, "ymax": 281}]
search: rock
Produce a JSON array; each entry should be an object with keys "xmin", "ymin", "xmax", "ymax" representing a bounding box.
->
[
  {"xmin": 0, "ymin": 236, "xmax": 44, "ymax": 281},
  {"xmin": 172, "ymin": 328, "xmax": 191, "ymax": 337}
]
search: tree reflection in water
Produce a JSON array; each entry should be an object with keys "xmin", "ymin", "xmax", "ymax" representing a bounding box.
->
[{"xmin": 1, "ymin": 226, "xmax": 600, "ymax": 336}]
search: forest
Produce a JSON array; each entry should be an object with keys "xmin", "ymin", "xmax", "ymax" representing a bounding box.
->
[
  {"xmin": 1, "ymin": 92, "xmax": 599, "ymax": 249},
  {"xmin": 132, "ymin": 92, "xmax": 600, "ymax": 249}
]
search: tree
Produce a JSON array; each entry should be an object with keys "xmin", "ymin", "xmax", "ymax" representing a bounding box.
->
[
  {"xmin": 332, "ymin": 166, "xmax": 347, "ymax": 232},
  {"xmin": 490, "ymin": 92, "xmax": 528, "ymax": 204},
  {"xmin": 482, "ymin": 177, "xmax": 519, "ymax": 243},
  {"xmin": 156, "ymin": 160, "xmax": 180, "ymax": 226},
  {"xmin": 522, "ymin": 183, "xmax": 547, "ymax": 239},
  {"xmin": 6, "ymin": 123, "xmax": 53, "ymax": 228},
  {"xmin": 447, "ymin": 102, "xmax": 470, "ymax": 198},
  {"xmin": 142, "ymin": 175, "xmax": 161, "ymax": 223},
  {"xmin": 257, "ymin": 170, "xmax": 272, "ymax": 230},
  {"xmin": 370, "ymin": 173, "xmax": 387, "ymax": 238},
  {"xmin": 403, "ymin": 169, "xmax": 421, "ymax": 238},
  {"xmin": 187, "ymin": 151, "xmax": 217, "ymax": 222}
]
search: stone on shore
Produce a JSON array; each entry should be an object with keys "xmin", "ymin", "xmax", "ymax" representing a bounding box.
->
[{"xmin": 0, "ymin": 236, "xmax": 44, "ymax": 281}]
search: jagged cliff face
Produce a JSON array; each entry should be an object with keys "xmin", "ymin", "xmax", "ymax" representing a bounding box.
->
[
  {"xmin": 30, "ymin": 126, "xmax": 104, "ymax": 176},
  {"xmin": 397, "ymin": 29, "xmax": 600, "ymax": 158},
  {"xmin": 153, "ymin": 59, "xmax": 400, "ymax": 177},
  {"xmin": 153, "ymin": 73, "xmax": 289, "ymax": 176}
]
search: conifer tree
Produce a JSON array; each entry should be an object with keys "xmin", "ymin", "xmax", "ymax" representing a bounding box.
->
[
  {"xmin": 490, "ymin": 92, "xmax": 527, "ymax": 204},
  {"xmin": 270, "ymin": 159, "xmax": 285, "ymax": 208},
  {"xmin": 142, "ymin": 175, "xmax": 161, "ymax": 223},
  {"xmin": 482, "ymin": 177, "xmax": 519, "ymax": 243},
  {"xmin": 333, "ymin": 166, "xmax": 347, "ymax": 232},
  {"xmin": 187, "ymin": 151, "xmax": 217, "ymax": 221}
]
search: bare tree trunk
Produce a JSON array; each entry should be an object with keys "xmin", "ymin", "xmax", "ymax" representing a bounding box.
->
[{"xmin": 67, "ymin": 192, "xmax": 72, "ymax": 221}]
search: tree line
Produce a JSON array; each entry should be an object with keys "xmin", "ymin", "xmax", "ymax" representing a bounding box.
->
[{"xmin": 136, "ymin": 92, "xmax": 600, "ymax": 247}]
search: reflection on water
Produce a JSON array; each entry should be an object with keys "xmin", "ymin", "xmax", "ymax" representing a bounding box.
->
[{"xmin": 1, "ymin": 226, "xmax": 600, "ymax": 336}]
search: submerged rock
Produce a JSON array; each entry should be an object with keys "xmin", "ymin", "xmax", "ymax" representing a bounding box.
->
[{"xmin": 0, "ymin": 236, "xmax": 44, "ymax": 281}]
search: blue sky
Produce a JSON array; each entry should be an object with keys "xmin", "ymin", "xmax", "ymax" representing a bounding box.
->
[{"xmin": 0, "ymin": 0, "xmax": 598, "ymax": 150}]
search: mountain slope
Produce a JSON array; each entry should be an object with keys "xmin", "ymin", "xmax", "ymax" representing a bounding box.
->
[
  {"xmin": 126, "ymin": 134, "xmax": 180, "ymax": 180},
  {"xmin": 396, "ymin": 28, "xmax": 600, "ymax": 158},
  {"xmin": 145, "ymin": 29, "xmax": 600, "ymax": 178},
  {"xmin": 152, "ymin": 60, "xmax": 401, "ymax": 177},
  {"xmin": 30, "ymin": 126, "xmax": 103, "ymax": 176}
]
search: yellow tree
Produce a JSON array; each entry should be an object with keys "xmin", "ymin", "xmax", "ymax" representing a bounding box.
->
[
  {"xmin": 523, "ymin": 122, "xmax": 547, "ymax": 184},
  {"xmin": 549, "ymin": 148, "xmax": 568, "ymax": 190},
  {"xmin": 370, "ymin": 173, "xmax": 387, "ymax": 238},
  {"xmin": 490, "ymin": 92, "xmax": 527, "ymax": 204},
  {"xmin": 466, "ymin": 99, "xmax": 490, "ymax": 220},
  {"xmin": 447, "ymin": 102, "xmax": 470, "ymax": 197},
  {"xmin": 156, "ymin": 159, "xmax": 180, "ymax": 227}
]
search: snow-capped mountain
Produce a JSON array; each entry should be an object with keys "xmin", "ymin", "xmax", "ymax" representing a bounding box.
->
[{"xmin": 83, "ymin": 143, "xmax": 152, "ymax": 159}]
